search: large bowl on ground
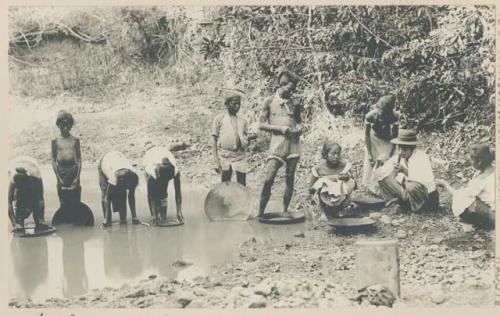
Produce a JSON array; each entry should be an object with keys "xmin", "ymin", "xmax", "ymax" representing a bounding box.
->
[
  {"xmin": 204, "ymin": 182, "xmax": 254, "ymax": 221},
  {"xmin": 52, "ymin": 202, "xmax": 95, "ymax": 226},
  {"xmin": 258, "ymin": 211, "xmax": 305, "ymax": 225}
]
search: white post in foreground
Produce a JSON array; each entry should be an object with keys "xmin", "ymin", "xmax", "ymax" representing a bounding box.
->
[{"xmin": 355, "ymin": 239, "xmax": 400, "ymax": 297}]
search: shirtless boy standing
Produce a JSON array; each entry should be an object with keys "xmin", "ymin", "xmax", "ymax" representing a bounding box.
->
[
  {"xmin": 51, "ymin": 110, "xmax": 82, "ymax": 207},
  {"xmin": 258, "ymin": 69, "xmax": 303, "ymax": 217}
]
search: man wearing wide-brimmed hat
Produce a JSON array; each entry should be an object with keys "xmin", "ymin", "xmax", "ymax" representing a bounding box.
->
[
  {"xmin": 373, "ymin": 129, "xmax": 439, "ymax": 213},
  {"xmin": 257, "ymin": 69, "xmax": 303, "ymax": 217}
]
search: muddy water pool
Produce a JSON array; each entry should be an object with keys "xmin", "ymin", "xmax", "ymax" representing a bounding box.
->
[{"xmin": 8, "ymin": 167, "xmax": 303, "ymax": 300}]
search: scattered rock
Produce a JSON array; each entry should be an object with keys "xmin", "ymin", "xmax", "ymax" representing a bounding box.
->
[
  {"xmin": 369, "ymin": 212, "xmax": 382, "ymax": 219},
  {"xmin": 148, "ymin": 274, "xmax": 157, "ymax": 280},
  {"xmin": 187, "ymin": 299, "xmax": 206, "ymax": 308},
  {"xmin": 177, "ymin": 291, "xmax": 196, "ymax": 307},
  {"xmin": 170, "ymin": 142, "xmax": 190, "ymax": 152},
  {"xmin": 391, "ymin": 220, "xmax": 400, "ymax": 227},
  {"xmin": 125, "ymin": 289, "xmax": 146, "ymax": 298},
  {"xmin": 380, "ymin": 215, "xmax": 392, "ymax": 225},
  {"xmin": 254, "ymin": 278, "xmax": 274, "ymax": 297},
  {"xmin": 395, "ymin": 230, "xmax": 407, "ymax": 239},
  {"xmin": 172, "ymin": 260, "xmax": 193, "ymax": 268},
  {"xmin": 432, "ymin": 237, "xmax": 444, "ymax": 244},
  {"xmin": 294, "ymin": 231, "xmax": 305, "ymax": 238},
  {"xmin": 428, "ymin": 245, "xmax": 439, "ymax": 251},
  {"xmin": 248, "ymin": 295, "xmax": 267, "ymax": 308},
  {"xmin": 431, "ymin": 292, "xmax": 447, "ymax": 305},
  {"xmin": 276, "ymin": 282, "xmax": 295, "ymax": 297}
]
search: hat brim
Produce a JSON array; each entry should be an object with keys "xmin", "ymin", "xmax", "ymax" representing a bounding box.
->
[{"xmin": 390, "ymin": 139, "xmax": 421, "ymax": 145}]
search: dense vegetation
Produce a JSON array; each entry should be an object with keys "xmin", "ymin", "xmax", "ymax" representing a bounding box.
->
[{"xmin": 8, "ymin": 6, "xmax": 495, "ymax": 131}]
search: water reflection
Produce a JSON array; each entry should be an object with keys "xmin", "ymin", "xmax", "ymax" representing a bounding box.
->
[
  {"xmin": 10, "ymin": 237, "xmax": 48, "ymax": 298},
  {"xmin": 58, "ymin": 226, "xmax": 93, "ymax": 298},
  {"xmin": 103, "ymin": 226, "xmax": 144, "ymax": 279},
  {"xmin": 147, "ymin": 226, "xmax": 183, "ymax": 279},
  {"xmin": 9, "ymin": 169, "xmax": 305, "ymax": 301}
]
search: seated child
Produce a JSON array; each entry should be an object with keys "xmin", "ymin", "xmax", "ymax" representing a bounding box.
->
[
  {"xmin": 51, "ymin": 110, "xmax": 82, "ymax": 207},
  {"xmin": 8, "ymin": 156, "xmax": 53, "ymax": 232},
  {"xmin": 436, "ymin": 144, "xmax": 494, "ymax": 230},
  {"xmin": 211, "ymin": 91, "xmax": 249, "ymax": 186},
  {"xmin": 309, "ymin": 141, "xmax": 358, "ymax": 219}
]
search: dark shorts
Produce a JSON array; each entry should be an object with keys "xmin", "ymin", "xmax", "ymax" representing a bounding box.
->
[
  {"xmin": 57, "ymin": 161, "xmax": 81, "ymax": 204},
  {"xmin": 98, "ymin": 157, "xmax": 126, "ymax": 214},
  {"xmin": 14, "ymin": 177, "xmax": 44, "ymax": 222},
  {"xmin": 145, "ymin": 173, "xmax": 169, "ymax": 200}
]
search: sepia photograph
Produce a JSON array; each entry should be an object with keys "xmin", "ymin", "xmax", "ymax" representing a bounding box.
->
[{"xmin": 5, "ymin": 3, "xmax": 497, "ymax": 309}]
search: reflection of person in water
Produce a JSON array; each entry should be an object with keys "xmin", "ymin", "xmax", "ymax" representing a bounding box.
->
[
  {"xmin": 10, "ymin": 237, "xmax": 48, "ymax": 298},
  {"xmin": 103, "ymin": 229, "xmax": 143, "ymax": 279},
  {"xmin": 58, "ymin": 228, "xmax": 93, "ymax": 298}
]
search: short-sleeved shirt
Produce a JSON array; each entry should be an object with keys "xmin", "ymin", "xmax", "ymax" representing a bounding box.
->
[
  {"xmin": 386, "ymin": 149, "xmax": 436, "ymax": 193},
  {"xmin": 212, "ymin": 113, "xmax": 248, "ymax": 151},
  {"xmin": 9, "ymin": 156, "xmax": 42, "ymax": 182},
  {"xmin": 143, "ymin": 147, "xmax": 179, "ymax": 179},
  {"xmin": 100, "ymin": 151, "xmax": 134, "ymax": 186},
  {"xmin": 452, "ymin": 168, "xmax": 494, "ymax": 216},
  {"xmin": 365, "ymin": 109, "xmax": 400, "ymax": 140}
]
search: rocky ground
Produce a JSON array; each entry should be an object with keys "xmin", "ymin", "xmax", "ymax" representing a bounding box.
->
[{"xmin": 8, "ymin": 81, "xmax": 496, "ymax": 308}]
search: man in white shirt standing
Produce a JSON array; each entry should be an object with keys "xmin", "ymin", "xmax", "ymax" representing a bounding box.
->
[
  {"xmin": 98, "ymin": 150, "xmax": 140, "ymax": 226},
  {"xmin": 143, "ymin": 146, "xmax": 183, "ymax": 225},
  {"xmin": 374, "ymin": 129, "xmax": 439, "ymax": 212}
]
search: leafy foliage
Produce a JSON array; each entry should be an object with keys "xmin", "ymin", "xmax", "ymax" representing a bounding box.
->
[
  {"xmin": 8, "ymin": 6, "xmax": 495, "ymax": 131},
  {"xmin": 208, "ymin": 5, "xmax": 494, "ymax": 130}
]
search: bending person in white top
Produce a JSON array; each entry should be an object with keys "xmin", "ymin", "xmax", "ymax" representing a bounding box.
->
[
  {"xmin": 98, "ymin": 151, "xmax": 139, "ymax": 227},
  {"xmin": 143, "ymin": 146, "xmax": 183, "ymax": 225},
  {"xmin": 436, "ymin": 144, "xmax": 495, "ymax": 230},
  {"xmin": 8, "ymin": 156, "xmax": 53, "ymax": 232},
  {"xmin": 374, "ymin": 129, "xmax": 439, "ymax": 213}
]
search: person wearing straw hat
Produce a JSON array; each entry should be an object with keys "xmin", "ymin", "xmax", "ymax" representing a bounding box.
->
[
  {"xmin": 436, "ymin": 144, "xmax": 495, "ymax": 230},
  {"xmin": 374, "ymin": 129, "xmax": 439, "ymax": 213},
  {"xmin": 211, "ymin": 90, "xmax": 249, "ymax": 186},
  {"xmin": 362, "ymin": 95, "xmax": 400, "ymax": 195},
  {"xmin": 257, "ymin": 69, "xmax": 303, "ymax": 217},
  {"xmin": 143, "ymin": 146, "xmax": 183, "ymax": 225}
]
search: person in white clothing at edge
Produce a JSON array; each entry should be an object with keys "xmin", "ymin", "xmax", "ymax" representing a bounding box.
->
[
  {"xmin": 98, "ymin": 150, "xmax": 140, "ymax": 227},
  {"xmin": 374, "ymin": 129, "xmax": 439, "ymax": 213},
  {"xmin": 436, "ymin": 144, "xmax": 495, "ymax": 230},
  {"xmin": 143, "ymin": 146, "xmax": 183, "ymax": 225}
]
